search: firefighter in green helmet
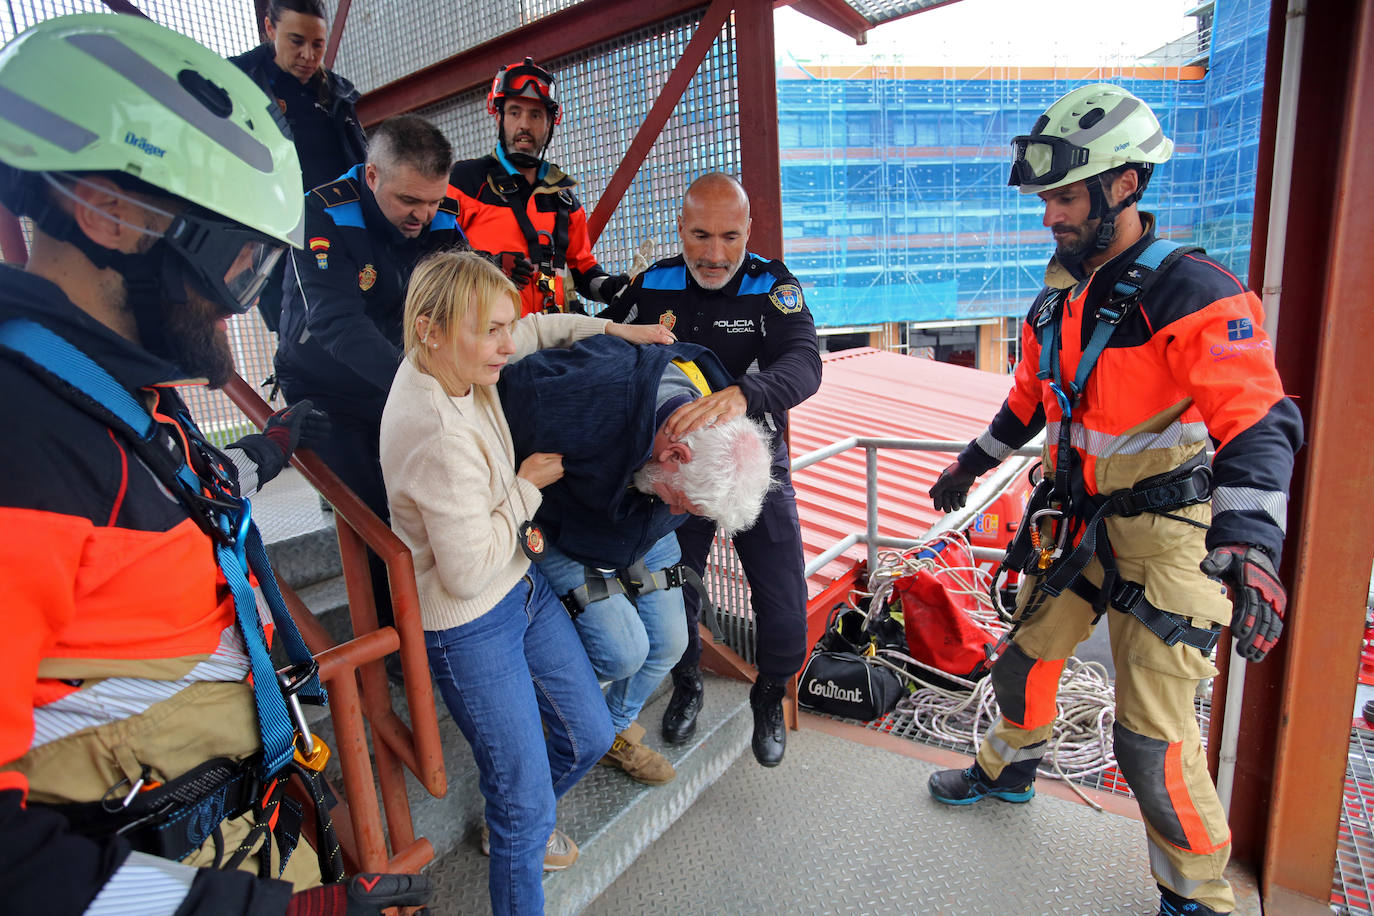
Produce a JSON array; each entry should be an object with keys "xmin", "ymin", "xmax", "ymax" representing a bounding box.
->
[
  {"xmin": 928, "ymin": 83, "xmax": 1301, "ymax": 916},
  {"xmin": 0, "ymin": 14, "xmax": 430, "ymax": 914}
]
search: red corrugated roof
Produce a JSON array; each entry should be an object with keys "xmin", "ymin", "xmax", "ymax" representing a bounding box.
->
[{"xmin": 790, "ymin": 347, "xmax": 1016, "ymax": 599}]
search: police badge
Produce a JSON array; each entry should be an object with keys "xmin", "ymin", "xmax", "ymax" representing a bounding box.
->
[
  {"xmin": 769, "ymin": 284, "xmax": 803, "ymax": 315},
  {"xmin": 358, "ymin": 263, "xmax": 377, "ymax": 291},
  {"xmin": 659, "ymin": 310, "xmax": 676, "ymax": 331}
]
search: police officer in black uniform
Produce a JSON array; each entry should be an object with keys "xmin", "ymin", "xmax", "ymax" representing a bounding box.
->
[
  {"xmin": 276, "ymin": 114, "xmax": 466, "ymax": 636},
  {"xmin": 601, "ymin": 172, "xmax": 821, "ymax": 766},
  {"xmin": 229, "ymin": 0, "xmax": 367, "ymax": 331}
]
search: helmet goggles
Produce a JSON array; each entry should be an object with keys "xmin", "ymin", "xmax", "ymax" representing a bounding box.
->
[
  {"xmin": 163, "ymin": 208, "xmax": 286, "ymax": 315},
  {"xmin": 1007, "ymin": 134, "xmax": 1091, "ymax": 189},
  {"xmin": 488, "ymin": 58, "xmax": 560, "ymax": 122}
]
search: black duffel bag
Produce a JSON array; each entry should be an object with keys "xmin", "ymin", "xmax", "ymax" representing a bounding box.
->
[{"xmin": 798, "ymin": 607, "xmax": 905, "ymax": 721}]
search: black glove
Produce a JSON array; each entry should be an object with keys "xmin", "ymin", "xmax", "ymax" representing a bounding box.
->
[
  {"xmin": 286, "ymin": 873, "xmax": 433, "ymax": 916},
  {"xmin": 592, "ymin": 273, "xmax": 630, "ymax": 303},
  {"xmin": 264, "ymin": 399, "xmax": 331, "ymax": 457},
  {"xmin": 929, "ymin": 460, "xmax": 978, "ymax": 513},
  {"xmin": 496, "ymin": 251, "xmax": 535, "ymax": 290},
  {"xmin": 1200, "ymin": 544, "xmax": 1287, "ymax": 662},
  {"xmin": 230, "ymin": 400, "xmax": 330, "ymax": 488}
]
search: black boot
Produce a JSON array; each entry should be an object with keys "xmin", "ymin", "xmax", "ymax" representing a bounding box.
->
[
  {"xmin": 749, "ymin": 676, "xmax": 787, "ymax": 767},
  {"xmin": 661, "ymin": 665, "xmax": 703, "ymax": 745}
]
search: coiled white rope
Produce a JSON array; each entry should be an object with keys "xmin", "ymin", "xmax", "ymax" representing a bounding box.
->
[{"xmin": 849, "ymin": 534, "xmax": 1121, "ymax": 811}]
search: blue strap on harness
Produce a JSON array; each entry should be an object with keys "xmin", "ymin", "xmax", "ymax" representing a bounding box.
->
[
  {"xmin": 0, "ymin": 318, "xmax": 325, "ymax": 780},
  {"xmin": 1036, "ymin": 238, "xmax": 1189, "ymax": 421}
]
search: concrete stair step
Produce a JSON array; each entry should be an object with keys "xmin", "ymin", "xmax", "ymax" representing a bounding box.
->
[{"xmin": 266, "ymin": 526, "xmax": 341, "ymax": 592}]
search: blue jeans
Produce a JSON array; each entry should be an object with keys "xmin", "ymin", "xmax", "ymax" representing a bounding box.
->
[
  {"xmin": 535, "ymin": 534, "xmax": 689, "ymax": 732},
  {"xmin": 425, "ymin": 568, "xmax": 613, "ymax": 916}
]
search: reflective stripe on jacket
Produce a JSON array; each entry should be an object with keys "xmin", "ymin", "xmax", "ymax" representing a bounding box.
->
[{"xmin": 959, "ymin": 219, "xmax": 1303, "ymax": 562}]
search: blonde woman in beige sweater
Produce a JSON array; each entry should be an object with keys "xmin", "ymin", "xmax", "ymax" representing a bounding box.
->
[{"xmin": 379, "ymin": 251, "xmax": 671, "ymax": 916}]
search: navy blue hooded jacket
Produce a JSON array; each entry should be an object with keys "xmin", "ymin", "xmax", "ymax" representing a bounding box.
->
[{"xmin": 497, "ymin": 336, "xmax": 731, "ymax": 569}]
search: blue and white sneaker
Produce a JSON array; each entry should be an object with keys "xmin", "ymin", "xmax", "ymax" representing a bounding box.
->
[{"xmin": 928, "ymin": 763, "xmax": 1035, "ymax": 805}]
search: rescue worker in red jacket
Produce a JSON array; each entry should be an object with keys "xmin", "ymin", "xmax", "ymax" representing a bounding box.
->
[
  {"xmin": 0, "ymin": 15, "xmax": 429, "ymax": 915},
  {"xmin": 448, "ymin": 57, "xmax": 630, "ymax": 316},
  {"xmin": 925, "ymin": 85, "xmax": 1302, "ymax": 916}
]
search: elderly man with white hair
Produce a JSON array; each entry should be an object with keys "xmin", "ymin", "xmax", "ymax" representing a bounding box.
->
[{"xmin": 497, "ymin": 334, "xmax": 773, "ymax": 785}]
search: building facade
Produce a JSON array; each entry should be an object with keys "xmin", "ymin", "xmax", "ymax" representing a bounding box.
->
[{"xmin": 777, "ymin": 0, "xmax": 1268, "ymax": 369}]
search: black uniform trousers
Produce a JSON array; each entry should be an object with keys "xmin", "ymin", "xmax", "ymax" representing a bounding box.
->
[{"xmin": 672, "ymin": 472, "xmax": 808, "ymax": 681}]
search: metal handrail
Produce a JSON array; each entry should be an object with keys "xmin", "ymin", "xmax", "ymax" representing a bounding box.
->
[
  {"xmin": 790, "ymin": 435, "xmax": 1042, "ymax": 578},
  {"xmin": 225, "ymin": 373, "xmax": 445, "ymax": 874}
]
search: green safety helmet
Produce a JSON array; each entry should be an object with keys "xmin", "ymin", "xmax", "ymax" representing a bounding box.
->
[
  {"xmin": 1008, "ymin": 83, "xmax": 1173, "ymax": 195},
  {"xmin": 0, "ymin": 13, "xmax": 303, "ymax": 314},
  {"xmin": 1009, "ymin": 83, "xmax": 1172, "ymax": 260}
]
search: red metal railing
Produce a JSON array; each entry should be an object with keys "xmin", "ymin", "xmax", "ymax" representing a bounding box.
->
[{"xmin": 225, "ymin": 373, "xmax": 445, "ymax": 874}]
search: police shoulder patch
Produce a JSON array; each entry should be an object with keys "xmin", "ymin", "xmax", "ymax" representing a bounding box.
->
[
  {"xmin": 311, "ymin": 177, "xmax": 359, "ymax": 208},
  {"xmin": 769, "ymin": 283, "xmax": 804, "ymax": 315}
]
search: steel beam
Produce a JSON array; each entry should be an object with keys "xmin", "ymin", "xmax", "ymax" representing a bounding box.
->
[
  {"xmin": 735, "ymin": 0, "xmax": 783, "ymax": 259},
  {"xmin": 253, "ymin": 0, "xmax": 269, "ymax": 42},
  {"xmin": 100, "ymin": 0, "xmax": 149, "ymax": 17},
  {"xmin": 324, "ymin": 0, "xmax": 352, "ymax": 70},
  {"xmin": 587, "ymin": 0, "xmax": 733, "ymax": 244},
  {"xmin": 0, "ymin": 204, "xmax": 27, "ymax": 267},
  {"xmin": 1259, "ymin": 0, "xmax": 1374, "ymax": 904},
  {"xmin": 355, "ymin": 0, "xmax": 707, "ymax": 127},
  {"xmin": 1206, "ymin": 0, "xmax": 1292, "ymax": 863},
  {"xmin": 777, "ymin": 0, "xmax": 869, "ymax": 43}
]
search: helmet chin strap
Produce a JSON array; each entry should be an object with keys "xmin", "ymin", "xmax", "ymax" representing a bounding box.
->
[{"xmin": 1074, "ymin": 171, "xmax": 1139, "ymax": 264}]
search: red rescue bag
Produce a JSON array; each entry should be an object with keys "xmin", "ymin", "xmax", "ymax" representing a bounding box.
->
[{"xmin": 890, "ymin": 540, "xmax": 998, "ymax": 682}]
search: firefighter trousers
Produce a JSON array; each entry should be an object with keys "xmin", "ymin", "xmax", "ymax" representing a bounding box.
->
[{"xmin": 975, "ymin": 557, "xmax": 1234, "ymax": 913}]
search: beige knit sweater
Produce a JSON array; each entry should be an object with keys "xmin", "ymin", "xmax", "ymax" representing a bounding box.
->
[{"xmin": 379, "ymin": 313, "xmax": 609, "ymax": 632}]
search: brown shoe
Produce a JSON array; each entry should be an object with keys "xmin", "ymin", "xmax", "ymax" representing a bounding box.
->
[
  {"xmin": 599, "ymin": 721, "xmax": 676, "ymax": 785},
  {"xmin": 479, "ymin": 821, "xmax": 580, "ymax": 871}
]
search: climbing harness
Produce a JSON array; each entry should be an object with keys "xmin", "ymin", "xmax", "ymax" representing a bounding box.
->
[
  {"xmin": 991, "ymin": 239, "xmax": 1221, "ymax": 652},
  {"xmin": 0, "ymin": 317, "xmax": 342, "ymax": 880}
]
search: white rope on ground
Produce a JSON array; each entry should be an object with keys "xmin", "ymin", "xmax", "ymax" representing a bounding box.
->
[{"xmin": 849, "ymin": 533, "xmax": 1120, "ymax": 811}]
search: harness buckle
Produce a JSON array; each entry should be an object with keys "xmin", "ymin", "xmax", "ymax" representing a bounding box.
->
[
  {"xmin": 1109, "ymin": 578, "xmax": 1145, "ymax": 612},
  {"xmin": 1158, "ymin": 618, "xmax": 1189, "ymax": 647},
  {"xmin": 1095, "ymin": 296, "xmax": 1133, "ymax": 325}
]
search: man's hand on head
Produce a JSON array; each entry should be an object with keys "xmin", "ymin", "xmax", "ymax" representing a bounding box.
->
[
  {"xmin": 664, "ymin": 387, "xmax": 747, "ymax": 440},
  {"xmin": 607, "ymin": 322, "xmax": 675, "ymax": 347}
]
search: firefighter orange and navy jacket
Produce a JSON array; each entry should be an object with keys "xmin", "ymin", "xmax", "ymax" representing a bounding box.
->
[
  {"xmin": 0, "ymin": 268, "xmax": 296, "ymax": 914},
  {"xmin": 275, "ymin": 162, "xmax": 466, "ymax": 419},
  {"xmin": 448, "ymin": 152, "xmax": 607, "ymax": 316},
  {"xmin": 955, "ymin": 216, "xmax": 1303, "ymax": 562}
]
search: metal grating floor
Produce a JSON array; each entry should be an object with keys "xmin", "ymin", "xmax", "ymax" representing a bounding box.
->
[{"xmin": 1335, "ymin": 726, "xmax": 1374, "ymax": 916}]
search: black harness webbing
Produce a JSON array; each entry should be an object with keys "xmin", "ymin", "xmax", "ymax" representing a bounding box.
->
[
  {"xmin": 997, "ymin": 240, "xmax": 1220, "ymax": 651},
  {"xmin": 488, "ymin": 167, "xmax": 573, "ymax": 273},
  {"xmin": 558, "ymin": 560, "xmax": 726, "ymax": 640},
  {"xmin": 620, "ymin": 559, "xmax": 726, "ymax": 640}
]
